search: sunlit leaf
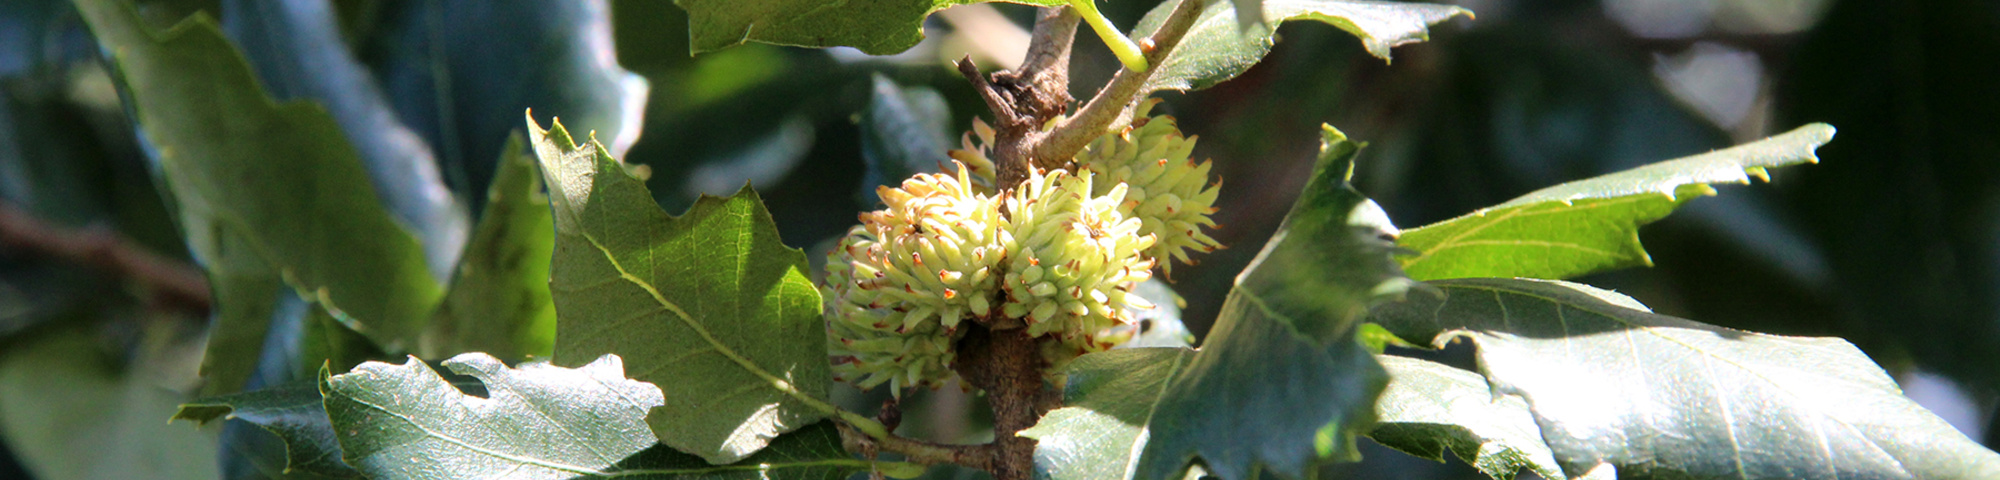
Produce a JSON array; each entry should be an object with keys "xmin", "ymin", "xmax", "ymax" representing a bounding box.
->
[
  {"xmin": 1396, "ymin": 123, "xmax": 1835, "ymax": 281},
  {"xmin": 675, "ymin": 0, "xmax": 1065, "ymax": 56},
  {"xmin": 1135, "ymin": 0, "xmax": 1469, "ymax": 93},
  {"xmin": 1368, "ymin": 355, "xmax": 1565, "ymax": 480},
  {"xmin": 529, "ymin": 117, "xmax": 836, "ymax": 464},
  {"xmin": 1369, "ymin": 278, "xmax": 2000, "ymax": 479},
  {"xmin": 321, "ymin": 353, "xmax": 661, "ymax": 479}
]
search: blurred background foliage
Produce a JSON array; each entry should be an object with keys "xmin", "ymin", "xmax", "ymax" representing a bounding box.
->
[{"xmin": 0, "ymin": 0, "xmax": 1995, "ymax": 479}]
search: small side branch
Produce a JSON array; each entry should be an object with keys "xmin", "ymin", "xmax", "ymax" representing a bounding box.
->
[
  {"xmin": 838, "ymin": 422, "xmax": 998, "ymax": 470},
  {"xmin": 1030, "ymin": 0, "xmax": 1207, "ymax": 165},
  {"xmin": 0, "ymin": 201, "xmax": 211, "ymax": 316}
]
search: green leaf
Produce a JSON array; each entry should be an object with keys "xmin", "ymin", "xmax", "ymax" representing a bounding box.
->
[
  {"xmin": 1135, "ymin": 0, "xmax": 1470, "ymax": 93},
  {"xmin": 675, "ymin": 0, "xmax": 1065, "ymax": 56},
  {"xmin": 423, "ymin": 133, "xmax": 558, "ymax": 361},
  {"xmin": 174, "ymin": 382, "xmax": 363, "ymax": 479},
  {"xmin": 528, "ymin": 116, "xmax": 842, "ymax": 464},
  {"xmin": 1368, "ymin": 355, "xmax": 1565, "ymax": 480},
  {"xmin": 0, "ymin": 328, "xmax": 221, "ymax": 480},
  {"xmin": 1034, "ymin": 125, "xmax": 1409, "ymax": 480},
  {"xmin": 1022, "ymin": 347, "xmax": 1194, "ymax": 480},
  {"xmin": 584, "ymin": 422, "xmax": 921, "ymax": 479},
  {"xmin": 858, "ymin": 73, "xmax": 952, "ymax": 203},
  {"xmin": 1396, "ymin": 123, "xmax": 1836, "ymax": 281},
  {"xmin": 73, "ymin": 0, "xmax": 443, "ymax": 375},
  {"xmin": 1368, "ymin": 278, "xmax": 2000, "ymax": 479},
  {"xmin": 321, "ymin": 353, "xmax": 663, "ymax": 479}
]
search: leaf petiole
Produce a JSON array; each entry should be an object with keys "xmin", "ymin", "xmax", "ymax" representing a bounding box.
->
[{"xmin": 1069, "ymin": 0, "xmax": 1150, "ymax": 71}]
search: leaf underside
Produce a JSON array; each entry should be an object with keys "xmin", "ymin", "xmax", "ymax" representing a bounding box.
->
[
  {"xmin": 1136, "ymin": 0, "xmax": 1471, "ymax": 94},
  {"xmin": 1368, "ymin": 278, "xmax": 2000, "ymax": 479},
  {"xmin": 1396, "ymin": 123, "xmax": 1835, "ymax": 281},
  {"xmin": 1368, "ymin": 355, "xmax": 1565, "ymax": 480},
  {"xmin": 675, "ymin": 0, "xmax": 1064, "ymax": 56},
  {"xmin": 321, "ymin": 353, "xmax": 663, "ymax": 479},
  {"xmin": 528, "ymin": 116, "xmax": 832, "ymax": 464}
]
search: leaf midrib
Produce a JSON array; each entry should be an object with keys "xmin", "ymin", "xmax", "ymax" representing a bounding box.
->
[{"xmin": 577, "ymin": 232, "xmax": 837, "ymax": 416}]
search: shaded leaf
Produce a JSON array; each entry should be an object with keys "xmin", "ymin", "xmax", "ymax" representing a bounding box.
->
[
  {"xmin": 175, "ymin": 382, "xmax": 363, "ymax": 479},
  {"xmin": 1368, "ymin": 355, "xmax": 1564, "ymax": 480},
  {"xmin": 423, "ymin": 133, "xmax": 557, "ymax": 361},
  {"xmin": 528, "ymin": 117, "xmax": 837, "ymax": 464},
  {"xmin": 321, "ymin": 353, "xmax": 663, "ymax": 479},
  {"xmin": 580, "ymin": 422, "xmax": 922, "ymax": 479},
  {"xmin": 366, "ymin": 0, "xmax": 649, "ymax": 211},
  {"xmin": 1396, "ymin": 123, "xmax": 1834, "ymax": 281},
  {"xmin": 674, "ymin": 0, "xmax": 1064, "ymax": 56},
  {"xmin": 1135, "ymin": 0, "xmax": 1469, "ymax": 93},
  {"xmin": 1369, "ymin": 278, "xmax": 2000, "ymax": 479},
  {"xmin": 858, "ymin": 73, "xmax": 951, "ymax": 203},
  {"xmin": 220, "ymin": 0, "xmax": 469, "ymax": 276},
  {"xmin": 0, "ymin": 328, "xmax": 220, "ymax": 480},
  {"xmin": 74, "ymin": 0, "xmax": 443, "ymax": 361},
  {"xmin": 1097, "ymin": 126, "xmax": 1409, "ymax": 480}
]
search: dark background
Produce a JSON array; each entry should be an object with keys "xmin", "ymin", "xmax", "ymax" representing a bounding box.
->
[{"xmin": 0, "ymin": 0, "xmax": 1995, "ymax": 478}]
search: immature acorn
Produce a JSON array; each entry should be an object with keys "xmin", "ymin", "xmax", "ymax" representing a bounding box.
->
[
  {"xmin": 997, "ymin": 169, "xmax": 1157, "ymax": 365},
  {"xmin": 823, "ymin": 163, "xmax": 1006, "ymax": 393},
  {"xmin": 1078, "ymin": 99, "xmax": 1223, "ymax": 274}
]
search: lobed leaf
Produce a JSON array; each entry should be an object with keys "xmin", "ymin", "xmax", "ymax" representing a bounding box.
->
[
  {"xmin": 218, "ymin": 0, "xmax": 469, "ymax": 274},
  {"xmin": 1135, "ymin": 0, "xmax": 1470, "ymax": 93},
  {"xmin": 1396, "ymin": 123, "xmax": 1836, "ymax": 281},
  {"xmin": 676, "ymin": 0, "xmax": 1065, "ymax": 56},
  {"xmin": 175, "ymin": 382, "xmax": 363, "ymax": 479},
  {"xmin": 72, "ymin": 0, "xmax": 444, "ymax": 393},
  {"xmin": 422, "ymin": 134, "xmax": 558, "ymax": 361},
  {"xmin": 1368, "ymin": 278, "xmax": 2000, "ymax": 479},
  {"xmin": 1368, "ymin": 355, "xmax": 1565, "ymax": 480},
  {"xmin": 528, "ymin": 116, "xmax": 836, "ymax": 464},
  {"xmin": 321, "ymin": 353, "xmax": 663, "ymax": 479},
  {"xmin": 1026, "ymin": 126, "xmax": 1411, "ymax": 480}
]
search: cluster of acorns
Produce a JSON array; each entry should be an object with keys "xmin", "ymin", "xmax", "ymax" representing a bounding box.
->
[{"xmin": 823, "ymin": 100, "xmax": 1222, "ymax": 394}]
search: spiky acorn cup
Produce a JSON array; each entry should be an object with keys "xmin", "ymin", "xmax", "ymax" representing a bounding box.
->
[
  {"xmin": 824, "ymin": 163, "xmax": 1006, "ymax": 393},
  {"xmin": 998, "ymin": 169, "xmax": 1157, "ymax": 365},
  {"xmin": 1078, "ymin": 99, "xmax": 1223, "ymax": 275}
]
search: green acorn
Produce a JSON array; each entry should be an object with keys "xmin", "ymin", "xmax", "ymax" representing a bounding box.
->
[
  {"xmin": 823, "ymin": 163, "xmax": 1005, "ymax": 393},
  {"xmin": 997, "ymin": 169, "xmax": 1157, "ymax": 365},
  {"xmin": 1078, "ymin": 99, "xmax": 1223, "ymax": 275}
]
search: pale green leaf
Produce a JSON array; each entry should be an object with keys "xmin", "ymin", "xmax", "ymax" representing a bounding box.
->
[
  {"xmin": 675, "ymin": 0, "xmax": 1065, "ymax": 56},
  {"xmin": 1369, "ymin": 355, "xmax": 1565, "ymax": 480},
  {"xmin": 528, "ymin": 117, "xmax": 837, "ymax": 464},
  {"xmin": 1135, "ymin": 0, "xmax": 1470, "ymax": 93},
  {"xmin": 1396, "ymin": 123, "xmax": 1836, "ymax": 281},
  {"xmin": 1368, "ymin": 278, "xmax": 2000, "ymax": 479},
  {"xmin": 321, "ymin": 353, "xmax": 662, "ymax": 479},
  {"xmin": 1038, "ymin": 126, "xmax": 1410, "ymax": 480},
  {"xmin": 423, "ymin": 134, "xmax": 558, "ymax": 361},
  {"xmin": 73, "ymin": 0, "xmax": 444, "ymax": 390}
]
